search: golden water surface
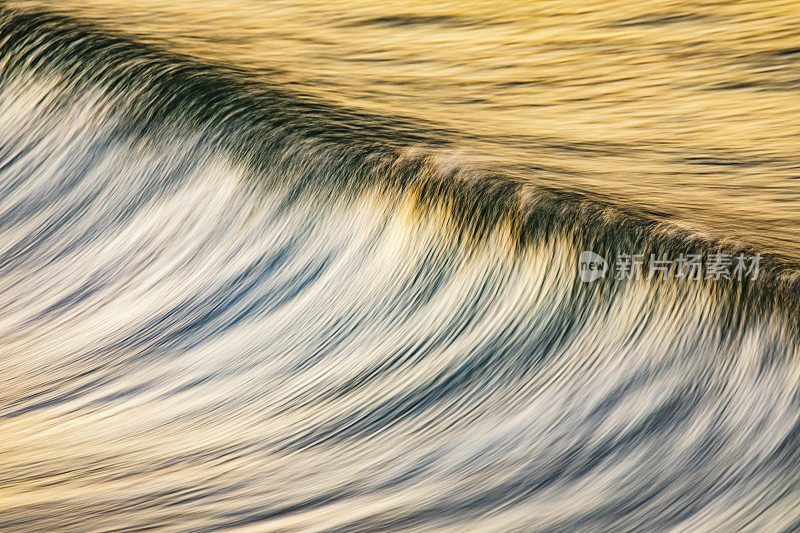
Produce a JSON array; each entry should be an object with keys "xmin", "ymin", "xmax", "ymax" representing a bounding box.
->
[{"xmin": 11, "ymin": 0, "xmax": 800, "ymax": 259}]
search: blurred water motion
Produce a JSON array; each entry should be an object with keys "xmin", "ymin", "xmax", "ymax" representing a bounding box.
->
[{"xmin": 0, "ymin": 3, "xmax": 799, "ymax": 532}]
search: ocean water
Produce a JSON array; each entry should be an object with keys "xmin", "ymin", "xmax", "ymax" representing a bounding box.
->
[{"xmin": 0, "ymin": 3, "xmax": 799, "ymax": 532}]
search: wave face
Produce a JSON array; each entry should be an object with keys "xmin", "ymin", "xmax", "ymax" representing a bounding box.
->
[{"xmin": 1, "ymin": 8, "xmax": 800, "ymax": 532}]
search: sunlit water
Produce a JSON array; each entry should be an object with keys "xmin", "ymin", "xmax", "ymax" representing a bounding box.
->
[
  {"xmin": 11, "ymin": 0, "xmax": 800, "ymax": 260},
  {"xmin": 1, "ymin": 4, "xmax": 799, "ymax": 532}
]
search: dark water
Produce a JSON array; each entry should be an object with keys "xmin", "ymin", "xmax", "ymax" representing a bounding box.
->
[{"xmin": 0, "ymin": 6, "xmax": 799, "ymax": 532}]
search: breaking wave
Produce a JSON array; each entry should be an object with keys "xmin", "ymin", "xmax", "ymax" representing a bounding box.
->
[{"xmin": 1, "ymin": 8, "xmax": 799, "ymax": 532}]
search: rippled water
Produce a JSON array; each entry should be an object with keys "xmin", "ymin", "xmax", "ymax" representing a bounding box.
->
[
  {"xmin": 11, "ymin": 0, "xmax": 800, "ymax": 260},
  {"xmin": 1, "ymin": 4, "xmax": 799, "ymax": 532}
]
